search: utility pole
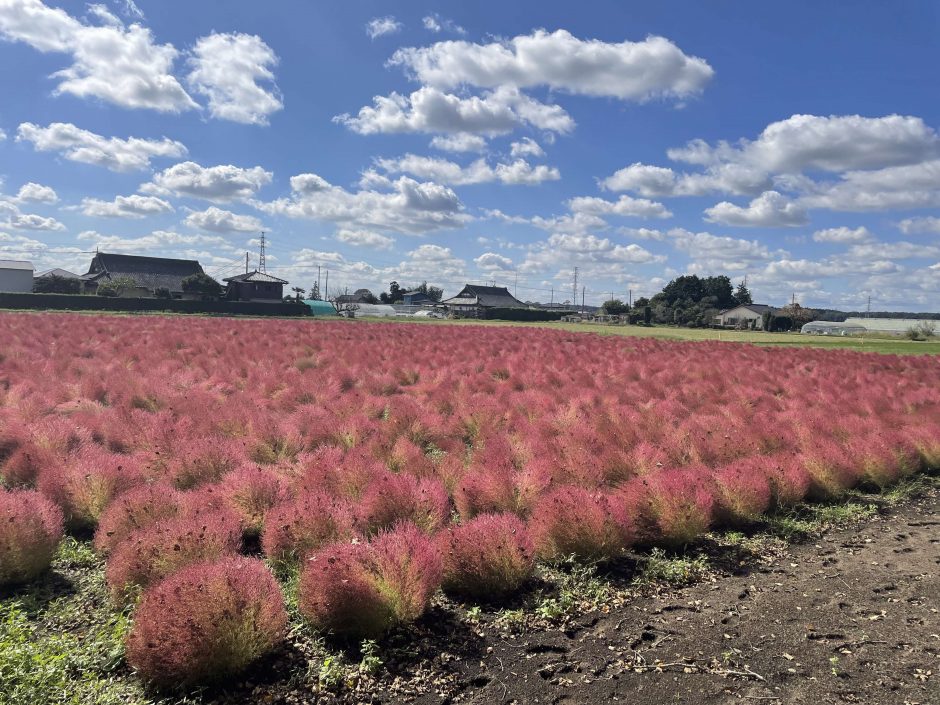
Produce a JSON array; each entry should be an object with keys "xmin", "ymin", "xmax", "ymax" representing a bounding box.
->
[
  {"xmin": 581, "ymin": 286, "xmax": 585, "ymax": 314},
  {"xmin": 259, "ymin": 232, "xmax": 267, "ymax": 273},
  {"xmin": 572, "ymin": 266, "xmax": 579, "ymax": 308},
  {"xmin": 866, "ymin": 295, "xmax": 871, "ymax": 318},
  {"xmin": 324, "ymin": 270, "xmax": 329, "ymax": 299},
  {"xmin": 550, "ymin": 286, "xmax": 554, "ymax": 306},
  {"xmin": 629, "ymin": 288, "xmax": 633, "ymax": 308},
  {"xmin": 245, "ymin": 251, "xmax": 249, "ymax": 274},
  {"xmin": 317, "ymin": 265, "xmax": 321, "ymax": 300}
]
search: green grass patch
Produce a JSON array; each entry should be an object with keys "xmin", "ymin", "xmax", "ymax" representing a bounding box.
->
[{"xmin": 635, "ymin": 548, "xmax": 710, "ymax": 587}]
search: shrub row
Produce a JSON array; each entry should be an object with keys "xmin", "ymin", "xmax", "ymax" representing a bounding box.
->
[{"xmin": 0, "ymin": 292, "xmax": 309, "ymax": 316}]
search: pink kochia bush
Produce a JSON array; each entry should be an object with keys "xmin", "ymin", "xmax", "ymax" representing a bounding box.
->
[
  {"xmin": 298, "ymin": 522, "xmax": 442, "ymax": 639},
  {"xmin": 440, "ymin": 513, "xmax": 535, "ymax": 600},
  {"xmin": 0, "ymin": 488, "xmax": 64, "ymax": 585},
  {"xmin": 0, "ymin": 311, "xmax": 939, "ymax": 612},
  {"xmin": 106, "ymin": 509, "xmax": 242, "ymax": 602},
  {"xmin": 529, "ymin": 487, "xmax": 627, "ymax": 561},
  {"xmin": 125, "ymin": 557, "xmax": 287, "ymax": 689},
  {"xmin": 357, "ymin": 471, "xmax": 450, "ymax": 534},
  {"xmin": 37, "ymin": 449, "xmax": 144, "ymax": 531},
  {"xmin": 261, "ymin": 490, "xmax": 356, "ymax": 564},
  {"xmin": 622, "ymin": 470, "xmax": 714, "ymax": 547},
  {"xmin": 215, "ymin": 465, "xmax": 289, "ymax": 537},
  {"xmin": 93, "ymin": 483, "xmax": 182, "ymax": 555}
]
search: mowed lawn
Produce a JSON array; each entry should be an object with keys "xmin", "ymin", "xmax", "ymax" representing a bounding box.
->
[{"xmin": 365, "ymin": 316, "xmax": 940, "ymax": 355}]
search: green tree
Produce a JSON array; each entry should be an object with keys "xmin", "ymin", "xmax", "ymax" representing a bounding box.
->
[
  {"xmin": 309, "ymin": 282, "xmax": 320, "ymax": 300},
  {"xmin": 181, "ymin": 273, "xmax": 223, "ymax": 299},
  {"xmin": 96, "ymin": 276, "xmax": 137, "ymax": 297},
  {"xmin": 380, "ymin": 281, "xmax": 403, "ymax": 304},
  {"xmin": 733, "ymin": 281, "xmax": 753, "ymax": 305},
  {"xmin": 601, "ymin": 298, "xmax": 629, "ymax": 315},
  {"xmin": 33, "ymin": 274, "xmax": 80, "ymax": 294}
]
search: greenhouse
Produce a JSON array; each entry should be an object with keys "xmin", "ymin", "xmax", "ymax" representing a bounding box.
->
[
  {"xmin": 801, "ymin": 321, "xmax": 867, "ymax": 336},
  {"xmin": 302, "ymin": 299, "xmax": 337, "ymax": 316}
]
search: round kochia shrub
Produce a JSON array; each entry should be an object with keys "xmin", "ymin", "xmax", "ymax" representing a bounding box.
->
[
  {"xmin": 261, "ymin": 490, "xmax": 356, "ymax": 564},
  {"xmin": 125, "ymin": 557, "xmax": 287, "ymax": 689},
  {"xmin": 37, "ymin": 450, "xmax": 144, "ymax": 531},
  {"xmin": 105, "ymin": 510, "xmax": 242, "ymax": 602},
  {"xmin": 440, "ymin": 513, "xmax": 535, "ymax": 600},
  {"xmin": 0, "ymin": 488, "xmax": 64, "ymax": 585},
  {"xmin": 529, "ymin": 486, "xmax": 627, "ymax": 561},
  {"xmin": 93, "ymin": 483, "xmax": 182, "ymax": 555},
  {"xmin": 620, "ymin": 470, "xmax": 714, "ymax": 547},
  {"xmin": 298, "ymin": 522, "xmax": 442, "ymax": 639}
]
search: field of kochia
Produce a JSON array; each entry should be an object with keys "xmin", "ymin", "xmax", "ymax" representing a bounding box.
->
[{"xmin": 1, "ymin": 312, "xmax": 938, "ymax": 690}]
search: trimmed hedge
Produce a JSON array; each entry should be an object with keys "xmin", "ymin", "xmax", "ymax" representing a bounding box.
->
[
  {"xmin": 480, "ymin": 308, "xmax": 567, "ymax": 322},
  {"xmin": 0, "ymin": 293, "xmax": 310, "ymax": 317}
]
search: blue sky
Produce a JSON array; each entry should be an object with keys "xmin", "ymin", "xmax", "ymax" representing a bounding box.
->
[{"xmin": 1, "ymin": 0, "xmax": 939, "ymax": 309}]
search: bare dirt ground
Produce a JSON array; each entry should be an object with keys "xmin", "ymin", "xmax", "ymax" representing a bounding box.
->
[
  {"xmin": 180, "ymin": 485, "xmax": 940, "ymax": 705},
  {"xmin": 411, "ymin": 490, "xmax": 940, "ymax": 705}
]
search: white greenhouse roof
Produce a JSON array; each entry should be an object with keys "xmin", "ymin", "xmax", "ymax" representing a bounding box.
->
[{"xmin": 844, "ymin": 317, "xmax": 935, "ymax": 332}]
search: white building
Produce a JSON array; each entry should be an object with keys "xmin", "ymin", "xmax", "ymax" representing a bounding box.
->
[
  {"xmin": 0, "ymin": 260, "xmax": 35, "ymax": 292},
  {"xmin": 713, "ymin": 304, "xmax": 778, "ymax": 330}
]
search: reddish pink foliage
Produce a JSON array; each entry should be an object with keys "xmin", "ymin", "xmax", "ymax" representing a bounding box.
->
[
  {"xmin": 622, "ymin": 470, "xmax": 715, "ymax": 547},
  {"xmin": 125, "ymin": 557, "xmax": 287, "ymax": 688},
  {"xmin": 261, "ymin": 489, "xmax": 356, "ymax": 563},
  {"xmin": 0, "ymin": 488, "xmax": 64, "ymax": 585},
  {"xmin": 357, "ymin": 471, "xmax": 450, "ymax": 534},
  {"xmin": 215, "ymin": 465, "xmax": 289, "ymax": 537},
  {"xmin": 711, "ymin": 459, "xmax": 773, "ymax": 526},
  {"xmin": 0, "ymin": 313, "xmax": 937, "ymax": 603},
  {"xmin": 93, "ymin": 483, "xmax": 182, "ymax": 555},
  {"xmin": 298, "ymin": 522, "xmax": 442, "ymax": 639},
  {"xmin": 105, "ymin": 509, "xmax": 242, "ymax": 602},
  {"xmin": 440, "ymin": 513, "xmax": 535, "ymax": 599},
  {"xmin": 37, "ymin": 447, "xmax": 145, "ymax": 531},
  {"xmin": 529, "ymin": 487, "xmax": 625, "ymax": 561},
  {"xmin": 297, "ymin": 540, "xmax": 392, "ymax": 639},
  {"xmin": 167, "ymin": 437, "xmax": 242, "ymax": 489}
]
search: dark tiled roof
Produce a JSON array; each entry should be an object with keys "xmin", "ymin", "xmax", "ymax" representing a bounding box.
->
[
  {"xmin": 442, "ymin": 284, "xmax": 526, "ymax": 308},
  {"xmin": 720, "ymin": 303, "xmax": 778, "ymax": 315},
  {"xmin": 85, "ymin": 253, "xmax": 205, "ymax": 293},
  {"xmin": 223, "ymin": 271, "xmax": 288, "ymax": 284}
]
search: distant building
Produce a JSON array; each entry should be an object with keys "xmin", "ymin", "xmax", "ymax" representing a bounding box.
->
[
  {"xmin": 0, "ymin": 260, "xmax": 34, "ymax": 292},
  {"xmin": 441, "ymin": 284, "xmax": 527, "ymax": 318},
  {"xmin": 843, "ymin": 317, "xmax": 934, "ymax": 336},
  {"xmin": 80, "ymin": 252, "xmax": 204, "ymax": 297},
  {"xmin": 334, "ymin": 288, "xmax": 376, "ymax": 305},
  {"xmin": 223, "ymin": 270, "xmax": 288, "ymax": 302},
  {"xmin": 714, "ymin": 303, "xmax": 778, "ymax": 330},
  {"xmin": 801, "ymin": 321, "xmax": 867, "ymax": 336},
  {"xmin": 401, "ymin": 289, "xmax": 435, "ymax": 306},
  {"xmin": 34, "ymin": 268, "xmax": 80, "ymax": 280}
]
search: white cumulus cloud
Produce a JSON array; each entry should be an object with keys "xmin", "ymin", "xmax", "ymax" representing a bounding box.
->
[
  {"xmin": 16, "ymin": 122, "xmax": 187, "ymax": 172},
  {"xmin": 183, "ymin": 206, "xmax": 264, "ymax": 233},
  {"xmin": 335, "ymin": 85, "xmax": 574, "ymax": 136},
  {"xmin": 15, "ymin": 182, "xmax": 58, "ymax": 203},
  {"xmin": 0, "ymin": 0, "xmax": 197, "ymax": 112},
  {"xmin": 143, "ymin": 162, "xmax": 273, "ymax": 203},
  {"xmin": 390, "ymin": 30, "xmax": 713, "ymax": 101},
  {"xmin": 81, "ymin": 194, "xmax": 174, "ymax": 218},
  {"xmin": 187, "ymin": 32, "xmax": 283, "ymax": 125},
  {"xmin": 704, "ymin": 191, "xmax": 808, "ymax": 227}
]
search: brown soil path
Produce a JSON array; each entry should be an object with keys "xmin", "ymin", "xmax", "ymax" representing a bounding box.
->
[{"xmin": 423, "ymin": 491, "xmax": 940, "ymax": 705}]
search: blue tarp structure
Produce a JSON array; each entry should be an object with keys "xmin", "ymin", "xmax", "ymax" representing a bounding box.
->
[{"xmin": 302, "ymin": 299, "xmax": 337, "ymax": 316}]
